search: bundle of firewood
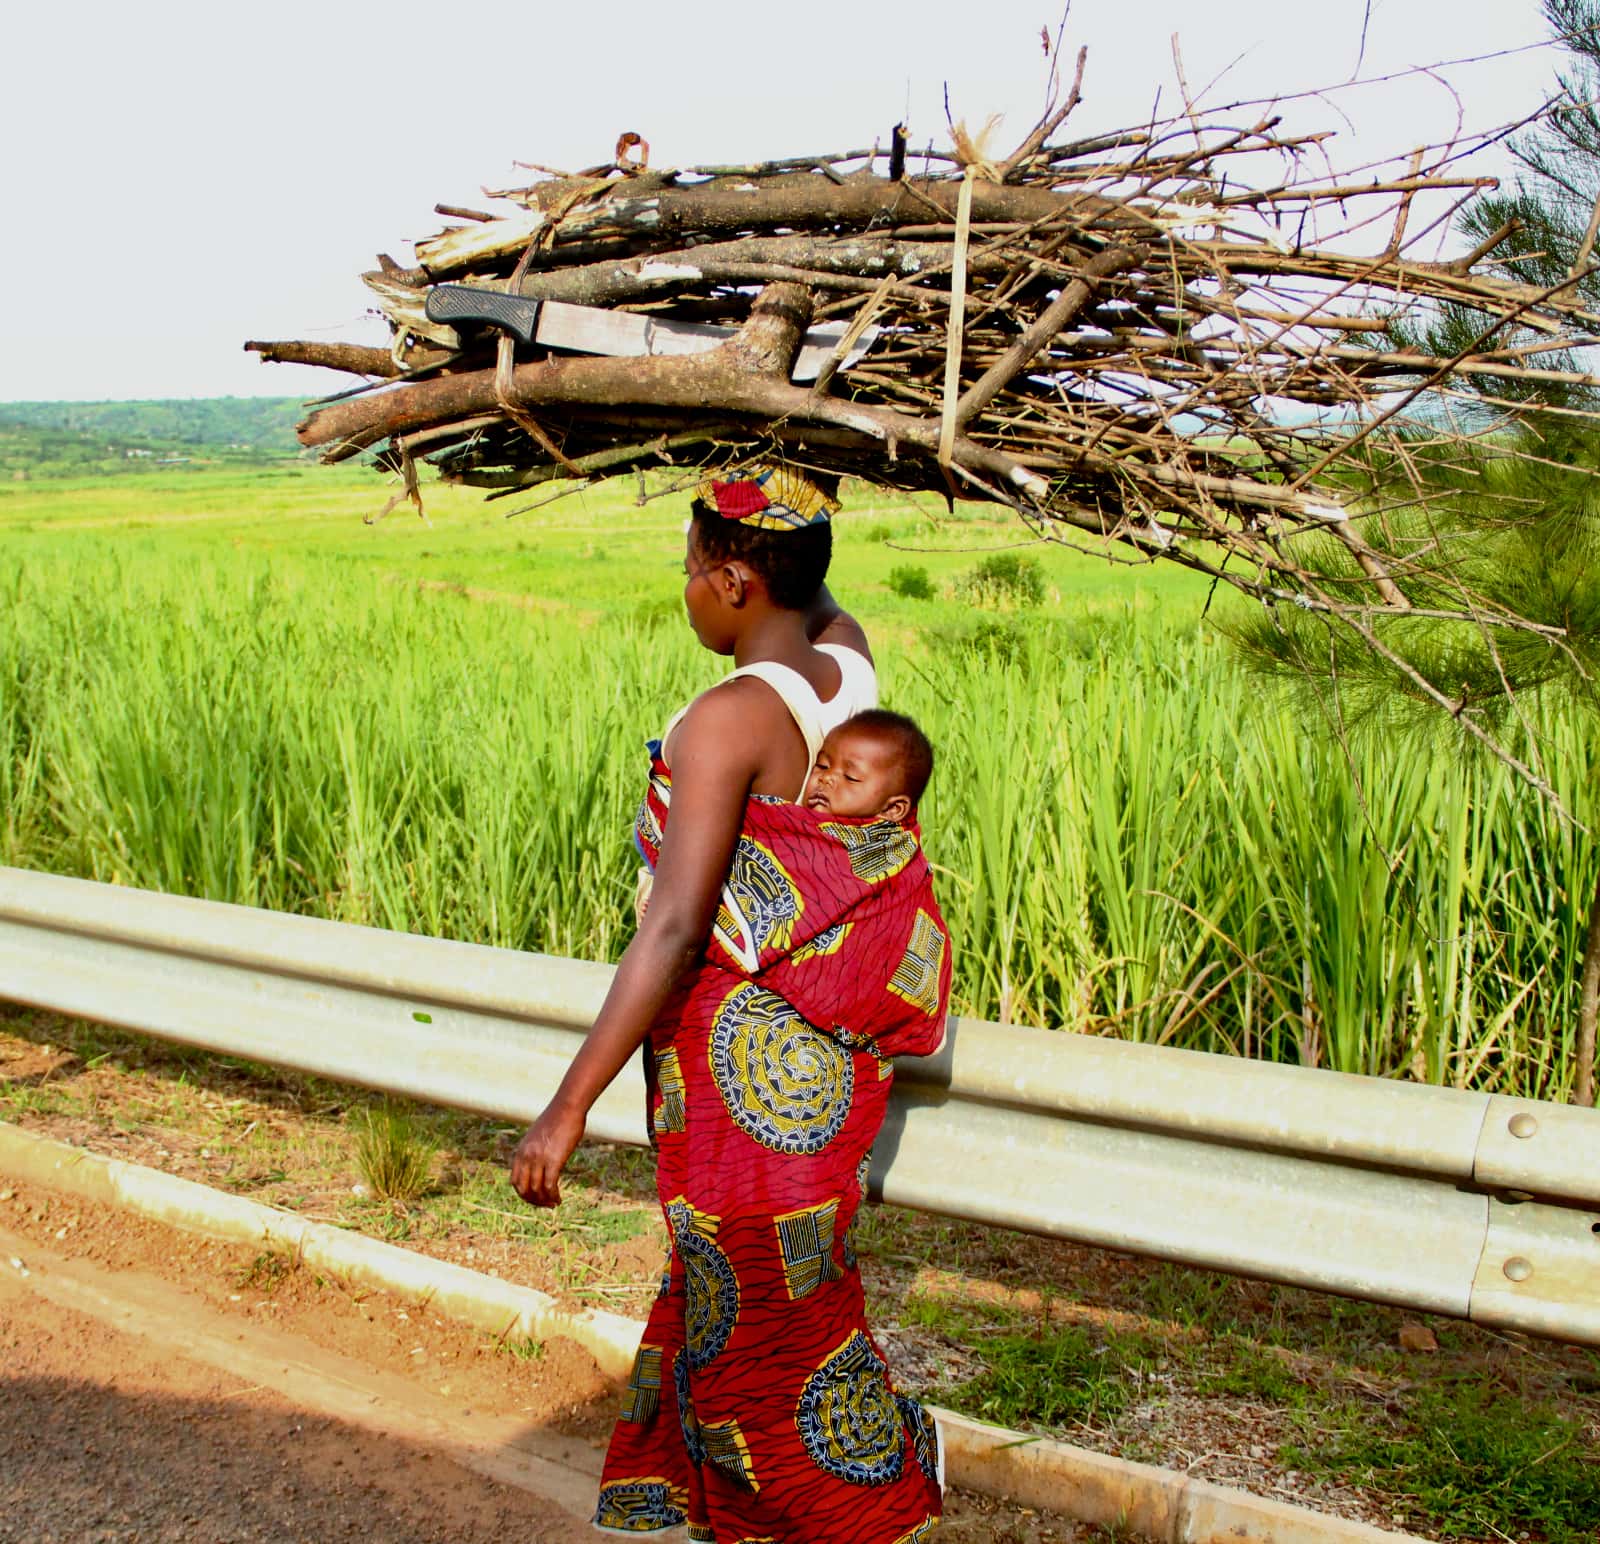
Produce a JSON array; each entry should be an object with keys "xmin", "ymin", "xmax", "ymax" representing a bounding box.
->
[{"xmin": 250, "ymin": 71, "xmax": 1600, "ymax": 613}]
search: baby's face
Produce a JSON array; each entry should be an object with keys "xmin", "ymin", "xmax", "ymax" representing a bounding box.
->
[{"xmin": 803, "ymin": 725, "xmax": 910, "ymax": 822}]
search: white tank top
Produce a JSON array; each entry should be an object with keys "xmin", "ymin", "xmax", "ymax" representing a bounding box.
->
[{"xmin": 662, "ymin": 644, "xmax": 878, "ymax": 800}]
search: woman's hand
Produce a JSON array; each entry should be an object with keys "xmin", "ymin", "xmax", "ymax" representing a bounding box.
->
[{"xmin": 509, "ymin": 1100, "xmax": 587, "ymax": 1208}]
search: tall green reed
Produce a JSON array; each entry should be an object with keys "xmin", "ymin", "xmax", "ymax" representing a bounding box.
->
[{"xmin": 1, "ymin": 542, "xmax": 1595, "ymax": 1099}]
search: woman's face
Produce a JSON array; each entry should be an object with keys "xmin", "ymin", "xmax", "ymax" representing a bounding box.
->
[{"xmin": 683, "ymin": 527, "xmax": 738, "ymax": 655}]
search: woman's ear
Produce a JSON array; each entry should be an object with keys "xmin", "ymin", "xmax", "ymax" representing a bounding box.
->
[
  {"xmin": 721, "ymin": 562, "xmax": 752, "ymax": 607},
  {"xmin": 880, "ymin": 793, "xmax": 912, "ymax": 825}
]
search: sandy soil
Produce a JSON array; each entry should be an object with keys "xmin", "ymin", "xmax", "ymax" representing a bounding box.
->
[{"xmin": 0, "ymin": 1178, "xmax": 1090, "ymax": 1543}]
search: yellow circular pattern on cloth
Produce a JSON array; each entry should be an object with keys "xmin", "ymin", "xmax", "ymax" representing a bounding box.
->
[
  {"xmin": 795, "ymin": 1331, "xmax": 905, "ymax": 1486},
  {"xmin": 709, "ymin": 983, "xmax": 853, "ymax": 1156}
]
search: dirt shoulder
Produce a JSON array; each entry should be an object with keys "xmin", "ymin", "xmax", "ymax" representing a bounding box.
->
[
  {"xmin": 0, "ymin": 1179, "xmax": 608, "ymax": 1544},
  {"xmin": 4, "ymin": 1008, "xmax": 1598, "ymax": 1543}
]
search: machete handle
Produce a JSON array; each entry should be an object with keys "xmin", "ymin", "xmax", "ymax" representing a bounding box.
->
[{"xmin": 424, "ymin": 285, "xmax": 542, "ymax": 346}]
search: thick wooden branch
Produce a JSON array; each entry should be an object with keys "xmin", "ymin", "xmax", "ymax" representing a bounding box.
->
[
  {"xmin": 244, "ymin": 340, "xmax": 405, "ymax": 377},
  {"xmin": 298, "ymin": 332, "xmax": 1052, "ymax": 504},
  {"xmin": 554, "ymin": 175, "xmax": 1131, "ymax": 244},
  {"xmin": 473, "ymin": 237, "xmax": 1016, "ymax": 309}
]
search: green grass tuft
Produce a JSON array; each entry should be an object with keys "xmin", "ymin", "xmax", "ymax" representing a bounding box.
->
[
  {"xmin": 949, "ymin": 1322, "xmax": 1143, "ymax": 1429},
  {"xmin": 351, "ymin": 1101, "xmax": 438, "ymax": 1203}
]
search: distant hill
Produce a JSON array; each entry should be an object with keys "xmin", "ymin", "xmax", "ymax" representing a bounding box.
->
[{"xmin": 0, "ymin": 397, "xmax": 306, "ymax": 479}]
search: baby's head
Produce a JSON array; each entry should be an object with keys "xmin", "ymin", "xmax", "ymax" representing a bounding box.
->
[{"xmin": 803, "ymin": 710, "xmax": 934, "ymax": 824}]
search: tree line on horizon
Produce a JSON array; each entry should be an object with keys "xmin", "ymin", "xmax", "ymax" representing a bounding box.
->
[{"xmin": 0, "ymin": 397, "xmax": 305, "ymax": 479}]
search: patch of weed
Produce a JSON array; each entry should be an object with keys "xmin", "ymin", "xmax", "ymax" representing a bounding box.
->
[
  {"xmin": 1286, "ymin": 1382, "xmax": 1600, "ymax": 1543},
  {"xmin": 1194, "ymin": 1341, "xmax": 1310, "ymax": 1403},
  {"xmin": 431, "ymin": 1171, "xmax": 558, "ymax": 1243},
  {"xmin": 887, "ymin": 564, "xmax": 934, "ymax": 600},
  {"xmin": 584, "ymin": 1207, "xmax": 655, "ymax": 1245},
  {"xmin": 237, "ymin": 1249, "xmax": 297, "ymax": 1293},
  {"xmin": 0, "ymin": 1082, "xmax": 79, "ymax": 1118},
  {"xmin": 502, "ymin": 1336, "xmax": 547, "ymax": 1362},
  {"xmin": 924, "ymin": 617, "xmax": 1027, "ymax": 666},
  {"xmin": 950, "ymin": 1321, "xmax": 1141, "ymax": 1430},
  {"xmin": 952, "ymin": 552, "xmax": 1045, "ymax": 609},
  {"xmin": 351, "ymin": 1101, "xmax": 437, "ymax": 1202}
]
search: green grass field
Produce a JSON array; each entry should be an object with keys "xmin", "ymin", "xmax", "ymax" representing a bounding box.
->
[{"xmin": 2, "ymin": 464, "xmax": 1596, "ymax": 1099}]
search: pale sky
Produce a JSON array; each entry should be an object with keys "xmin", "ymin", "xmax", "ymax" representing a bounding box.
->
[{"xmin": 0, "ymin": 0, "xmax": 1561, "ymax": 402}]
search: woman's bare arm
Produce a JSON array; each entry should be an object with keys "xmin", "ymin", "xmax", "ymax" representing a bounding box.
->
[{"xmin": 509, "ymin": 681, "xmax": 783, "ymax": 1206}]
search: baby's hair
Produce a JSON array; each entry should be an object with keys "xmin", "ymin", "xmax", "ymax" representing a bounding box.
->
[{"xmin": 841, "ymin": 709, "xmax": 934, "ymax": 805}]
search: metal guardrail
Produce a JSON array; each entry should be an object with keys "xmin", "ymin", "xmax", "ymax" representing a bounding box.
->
[{"xmin": 3, "ymin": 864, "xmax": 1598, "ymax": 1345}]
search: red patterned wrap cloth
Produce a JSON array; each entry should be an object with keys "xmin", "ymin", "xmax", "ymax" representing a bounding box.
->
[{"xmin": 595, "ymin": 743, "xmax": 951, "ymax": 1542}]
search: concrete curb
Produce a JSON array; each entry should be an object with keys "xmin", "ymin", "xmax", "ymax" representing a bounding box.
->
[
  {"xmin": 932, "ymin": 1409, "xmax": 1421, "ymax": 1543},
  {"xmin": 0, "ymin": 1121, "xmax": 1423, "ymax": 1544},
  {"xmin": 0, "ymin": 1120, "xmax": 640, "ymax": 1381}
]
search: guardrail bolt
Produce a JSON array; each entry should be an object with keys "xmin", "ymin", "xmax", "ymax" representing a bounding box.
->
[
  {"xmin": 1502, "ymin": 1256, "xmax": 1534, "ymax": 1282},
  {"xmin": 1508, "ymin": 1113, "xmax": 1539, "ymax": 1139}
]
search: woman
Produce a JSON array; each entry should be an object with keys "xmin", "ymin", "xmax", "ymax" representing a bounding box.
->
[{"xmin": 511, "ymin": 466, "xmax": 949, "ymax": 1543}]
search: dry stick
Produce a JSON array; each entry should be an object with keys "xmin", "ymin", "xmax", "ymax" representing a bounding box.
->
[
  {"xmin": 1571, "ymin": 184, "xmax": 1600, "ymax": 278},
  {"xmin": 495, "ymin": 332, "xmax": 584, "ymax": 477},
  {"xmin": 1436, "ymin": 383, "xmax": 1600, "ymax": 422},
  {"xmin": 498, "ymin": 236, "xmax": 1015, "ymax": 306},
  {"xmin": 999, "ymin": 44, "xmax": 1088, "ymax": 182},
  {"xmin": 477, "ymin": 430, "xmax": 742, "ymax": 493},
  {"xmin": 550, "ymin": 174, "xmax": 1135, "ymax": 243},
  {"xmin": 1168, "ymin": 33, "xmax": 1209, "ymax": 158},
  {"xmin": 937, "ymin": 169, "xmax": 978, "ymax": 486},
  {"xmin": 1383, "ymin": 149, "xmax": 1427, "ymax": 258},
  {"xmin": 1294, "ymin": 347, "xmax": 1600, "ymax": 391},
  {"xmin": 1450, "ymin": 217, "xmax": 1521, "ymax": 274},
  {"xmin": 1334, "ymin": 604, "xmax": 1572, "ymax": 818},
  {"xmin": 1179, "ymin": 243, "xmax": 1599, "ymax": 328},
  {"xmin": 808, "ymin": 274, "xmax": 897, "ymax": 400},
  {"xmin": 1211, "ymin": 173, "xmax": 1495, "ymax": 208},
  {"xmin": 397, "ymin": 415, "xmax": 504, "ymax": 455},
  {"xmin": 1199, "ymin": 303, "xmax": 1392, "ymax": 333},
  {"xmin": 954, "ymin": 246, "xmax": 1144, "ymax": 430},
  {"xmin": 1292, "ymin": 268, "xmax": 1596, "ymax": 491}
]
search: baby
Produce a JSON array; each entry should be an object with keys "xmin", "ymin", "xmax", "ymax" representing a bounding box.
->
[{"xmin": 802, "ymin": 709, "xmax": 934, "ymax": 824}]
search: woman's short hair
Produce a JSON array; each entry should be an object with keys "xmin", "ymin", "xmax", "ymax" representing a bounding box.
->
[{"xmin": 689, "ymin": 499, "xmax": 833, "ymax": 610}]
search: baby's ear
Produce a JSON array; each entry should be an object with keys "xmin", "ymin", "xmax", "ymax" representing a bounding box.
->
[{"xmin": 880, "ymin": 793, "xmax": 912, "ymax": 825}]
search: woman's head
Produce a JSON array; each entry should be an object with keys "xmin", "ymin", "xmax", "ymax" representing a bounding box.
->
[
  {"xmin": 687, "ymin": 500, "xmax": 833, "ymax": 609},
  {"xmin": 681, "ymin": 466, "xmax": 838, "ymax": 651}
]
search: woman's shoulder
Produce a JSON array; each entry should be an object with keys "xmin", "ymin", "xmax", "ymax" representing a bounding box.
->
[
  {"xmin": 812, "ymin": 606, "xmax": 874, "ymax": 664},
  {"xmin": 665, "ymin": 673, "xmax": 795, "ymax": 760}
]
